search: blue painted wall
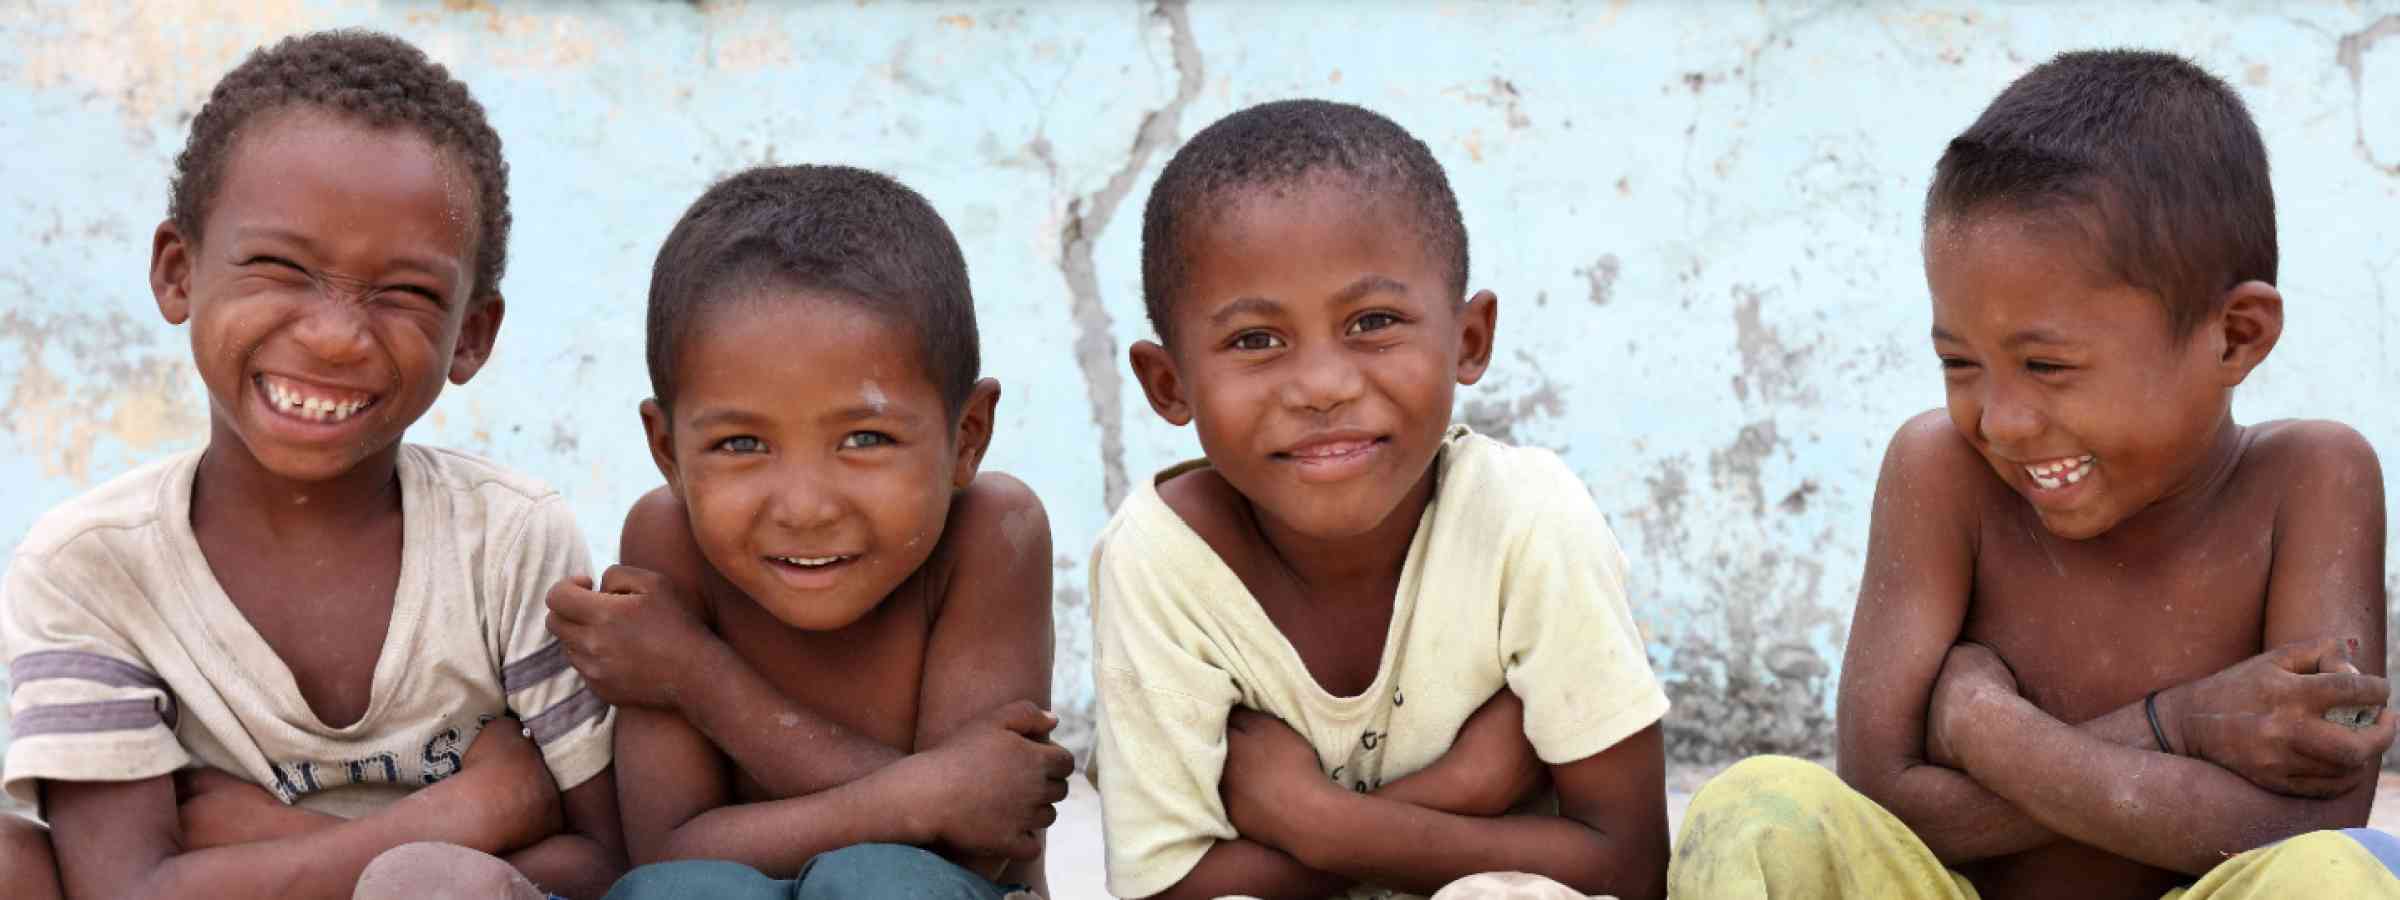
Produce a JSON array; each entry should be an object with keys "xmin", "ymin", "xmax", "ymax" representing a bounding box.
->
[{"xmin": 4, "ymin": 0, "xmax": 2397, "ymax": 765}]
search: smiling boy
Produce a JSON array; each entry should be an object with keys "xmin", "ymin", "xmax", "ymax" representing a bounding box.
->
[
  {"xmin": 0, "ymin": 31, "xmax": 619, "ymax": 899},
  {"xmin": 539, "ymin": 165, "xmax": 1073, "ymax": 900},
  {"xmin": 1091, "ymin": 99, "xmax": 1671, "ymax": 900},
  {"xmin": 1670, "ymin": 50, "xmax": 2400, "ymax": 900}
]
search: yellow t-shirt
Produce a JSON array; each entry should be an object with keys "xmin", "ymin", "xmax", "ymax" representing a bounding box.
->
[
  {"xmin": 2, "ymin": 444, "xmax": 610, "ymax": 818},
  {"xmin": 1090, "ymin": 427, "xmax": 1668, "ymax": 900}
]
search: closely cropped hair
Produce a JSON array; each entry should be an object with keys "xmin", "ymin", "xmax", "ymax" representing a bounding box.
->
[
  {"xmin": 171, "ymin": 30, "xmax": 511, "ymax": 302},
  {"xmin": 1927, "ymin": 49, "xmax": 2275, "ymax": 336},
  {"xmin": 1140, "ymin": 99, "xmax": 1467, "ymax": 342},
  {"xmin": 646, "ymin": 165, "xmax": 979, "ymax": 416}
]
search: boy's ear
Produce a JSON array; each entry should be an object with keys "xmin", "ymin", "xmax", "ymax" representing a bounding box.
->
[
  {"xmin": 640, "ymin": 399, "xmax": 683, "ymax": 497},
  {"xmin": 446, "ymin": 296, "xmax": 506, "ymax": 385},
  {"xmin": 2213, "ymin": 280, "xmax": 2282, "ymax": 386},
  {"xmin": 1128, "ymin": 339, "xmax": 1194, "ymax": 426},
  {"xmin": 950, "ymin": 378, "xmax": 1003, "ymax": 489},
  {"xmin": 151, "ymin": 220, "xmax": 194, "ymax": 325},
  {"xmin": 1454, "ymin": 290, "xmax": 1499, "ymax": 386}
]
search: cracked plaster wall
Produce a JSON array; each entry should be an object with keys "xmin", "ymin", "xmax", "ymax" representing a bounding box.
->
[{"xmin": 3, "ymin": 0, "xmax": 2397, "ymax": 766}]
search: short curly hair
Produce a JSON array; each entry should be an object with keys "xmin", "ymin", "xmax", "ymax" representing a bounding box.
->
[
  {"xmin": 646, "ymin": 165, "xmax": 980, "ymax": 417},
  {"xmin": 1927, "ymin": 49, "xmax": 2273, "ymax": 337},
  {"xmin": 170, "ymin": 29, "xmax": 511, "ymax": 302},
  {"xmin": 1140, "ymin": 99, "xmax": 1467, "ymax": 344}
]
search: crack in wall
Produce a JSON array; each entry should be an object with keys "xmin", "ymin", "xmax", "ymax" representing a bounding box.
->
[
  {"xmin": 1058, "ymin": 0, "xmax": 1204, "ymax": 511},
  {"xmin": 2338, "ymin": 14, "xmax": 2400, "ymax": 176}
]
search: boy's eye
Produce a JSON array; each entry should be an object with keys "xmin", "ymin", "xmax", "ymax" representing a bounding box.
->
[
  {"xmin": 242, "ymin": 256, "xmax": 307, "ymax": 274},
  {"xmin": 1346, "ymin": 312, "xmax": 1401, "ymax": 335},
  {"xmin": 1230, "ymin": 331, "xmax": 1284, "ymax": 351},
  {"xmin": 713, "ymin": 436, "xmax": 766, "ymax": 454},
  {"xmin": 840, "ymin": 431, "xmax": 895, "ymax": 450},
  {"xmin": 382, "ymin": 285, "xmax": 446, "ymax": 308},
  {"xmin": 1938, "ymin": 357, "xmax": 1976, "ymax": 371},
  {"xmin": 2025, "ymin": 360, "xmax": 2071, "ymax": 374}
]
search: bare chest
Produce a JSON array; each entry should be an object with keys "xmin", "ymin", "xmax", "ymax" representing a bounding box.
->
[
  {"xmin": 713, "ymin": 592, "xmax": 929, "ymax": 798},
  {"xmin": 1963, "ymin": 517, "xmax": 2271, "ymax": 722},
  {"xmin": 1247, "ymin": 575, "xmax": 1398, "ymax": 701},
  {"xmin": 201, "ymin": 523, "xmax": 403, "ymax": 729}
]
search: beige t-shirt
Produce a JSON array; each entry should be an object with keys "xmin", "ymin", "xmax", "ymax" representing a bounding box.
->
[
  {"xmin": 2, "ymin": 444, "xmax": 611, "ymax": 818},
  {"xmin": 1091, "ymin": 427, "xmax": 1668, "ymax": 900}
]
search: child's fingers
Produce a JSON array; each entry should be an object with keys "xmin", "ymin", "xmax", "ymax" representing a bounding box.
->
[
  {"xmin": 2275, "ymin": 637, "xmax": 2350, "ymax": 675},
  {"xmin": 2276, "ymin": 771, "xmax": 2368, "ymax": 801},
  {"xmin": 2291, "ymin": 707, "xmax": 2395, "ymax": 770},
  {"xmin": 597, "ymin": 564, "xmax": 664, "ymax": 596},
  {"xmin": 544, "ymin": 579, "xmax": 606, "ymax": 624},
  {"xmin": 2296, "ymin": 671, "xmax": 2390, "ymax": 712},
  {"xmin": 991, "ymin": 700, "xmax": 1057, "ymax": 737},
  {"xmin": 1040, "ymin": 742, "xmax": 1076, "ymax": 781},
  {"xmin": 1042, "ymin": 776, "xmax": 1070, "ymax": 805}
]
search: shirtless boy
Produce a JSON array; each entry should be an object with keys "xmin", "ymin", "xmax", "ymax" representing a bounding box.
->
[
  {"xmin": 1092, "ymin": 99, "xmax": 1672, "ymax": 900},
  {"xmin": 541, "ymin": 165, "xmax": 1073, "ymax": 899},
  {"xmin": 0, "ymin": 31, "xmax": 621, "ymax": 899},
  {"xmin": 1672, "ymin": 49, "xmax": 2400, "ymax": 900}
]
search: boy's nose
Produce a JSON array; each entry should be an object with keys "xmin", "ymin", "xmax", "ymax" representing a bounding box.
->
[
  {"xmin": 1978, "ymin": 390, "xmax": 2044, "ymax": 447},
  {"xmin": 290, "ymin": 297, "xmax": 374, "ymax": 364},
  {"xmin": 767, "ymin": 471, "xmax": 845, "ymax": 530},
  {"xmin": 1280, "ymin": 342, "xmax": 1366, "ymax": 413}
]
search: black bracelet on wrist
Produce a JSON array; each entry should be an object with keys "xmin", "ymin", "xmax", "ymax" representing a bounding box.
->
[{"xmin": 2145, "ymin": 689, "xmax": 2176, "ymax": 755}]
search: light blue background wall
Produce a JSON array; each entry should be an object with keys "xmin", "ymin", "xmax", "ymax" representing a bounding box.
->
[{"xmin": 4, "ymin": 0, "xmax": 2397, "ymax": 765}]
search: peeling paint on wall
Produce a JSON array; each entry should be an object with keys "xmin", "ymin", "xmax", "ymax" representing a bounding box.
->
[{"xmin": 2, "ymin": 311, "xmax": 205, "ymax": 484}]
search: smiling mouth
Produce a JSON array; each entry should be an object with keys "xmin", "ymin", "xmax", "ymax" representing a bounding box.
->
[
  {"xmin": 768, "ymin": 554, "xmax": 855, "ymax": 569},
  {"xmin": 2023, "ymin": 454, "xmax": 2094, "ymax": 491},
  {"xmin": 1274, "ymin": 436, "xmax": 1387, "ymax": 461},
  {"xmin": 257, "ymin": 373, "xmax": 378, "ymax": 424}
]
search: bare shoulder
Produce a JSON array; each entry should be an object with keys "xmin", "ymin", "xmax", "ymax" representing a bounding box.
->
[
  {"xmin": 2242, "ymin": 419, "xmax": 2385, "ymax": 522},
  {"xmin": 928, "ymin": 471, "xmax": 1054, "ymax": 616},
  {"xmin": 619, "ymin": 485, "xmax": 713, "ymax": 617},
  {"xmin": 2243, "ymin": 419, "xmax": 2381, "ymax": 481},
  {"xmin": 1878, "ymin": 409, "xmax": 2005, "ymax": 521}
]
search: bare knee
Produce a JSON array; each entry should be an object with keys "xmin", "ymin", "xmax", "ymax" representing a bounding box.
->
[
  {"xmin": 354, "ymin": 842, "xmax": 543, "ymax": 900},
  {"xmin": 0, "ymin": 815, "xmax": 62, "ymax": 900}
]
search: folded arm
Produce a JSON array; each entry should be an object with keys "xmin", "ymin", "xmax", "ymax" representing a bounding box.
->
[{"xmin": 48, "ymin": 729, "xmax": 562, "ymax": 900}]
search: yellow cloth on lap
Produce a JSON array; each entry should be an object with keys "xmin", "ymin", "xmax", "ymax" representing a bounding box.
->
[{"xmin": 1668, "ymin": 756, "xmax": 2400, "ymax": 900}]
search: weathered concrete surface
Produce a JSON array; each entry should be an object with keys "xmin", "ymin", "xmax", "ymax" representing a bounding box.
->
[{"xmin": 3, "ymin": 1, "xmax": 2398, "ymax": 768}]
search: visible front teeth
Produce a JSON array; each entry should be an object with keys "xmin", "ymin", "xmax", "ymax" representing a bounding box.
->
[
  {"xmin": 263, "ymin": 378, "xmax": 370, "ymax": 423},
  {"xmin": 2023, "ymin": 455, "xmax": 2094, "ymax": 490},
  {"xmin": 774, "ymin": 555, "xmax": 846, "ymax": 567}
]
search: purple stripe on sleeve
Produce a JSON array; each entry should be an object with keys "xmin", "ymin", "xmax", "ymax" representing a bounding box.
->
[
  {"xmin": 13, "ymin": 698, "xmax": 172, "ymax": 738},
  {"xmin": 9, "ymin": 651, "xmax": 166, "ymax": 691},
  {"xmin": 501, "ymin": 640, "xmax": 571, "ymax": 695},
  {"xmin": 522, "ymin": 687, "xmax": 606, "ymax": 746}
]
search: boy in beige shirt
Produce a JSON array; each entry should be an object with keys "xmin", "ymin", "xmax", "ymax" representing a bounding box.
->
[
  {"xmin": 0, "ymin": 30, "xmax": 619, "ymax": 899},
  {"xmin": 1092, "ymin": 99, "xmax": 1671, "ymax": 900}
]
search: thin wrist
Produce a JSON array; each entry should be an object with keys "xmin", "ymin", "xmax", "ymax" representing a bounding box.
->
[
  {"xmin": 2153, "ymin": 684, "xmax": 2194, "ymax": 758},
  {"xmin": 1948, "ymin": 685, "xmax": 2020, "ymax": 774},
  {"xmin": 873, "ymin": 759, "xmax": 941, "ymax": 846},
  {"xmin": 672, "ymin": 633, "xmax": 741, "ymax": 712},
  {"xmin": 1280, "ymin": 782, "xmax": 1364, "ymax": 871}
]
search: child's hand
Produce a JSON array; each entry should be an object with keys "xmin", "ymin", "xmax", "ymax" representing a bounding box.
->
[
  {"xmin": 546, "ymin": 565, "xmax": 714, "ymax": 710},
  {"xmin": 460, "ymin": 716, "xmax": 566, "ymax": 851},
  {"xmin": 1220, "ymin": 708, "xmax": 1334, "ymax": 850},
  {"xmin": 902, "ymin": 701, "xmax": 1074, "ymax": 862},
  {"xmin": 2166, "ymin": 638, "xmax": 2396, "ymax": 799},
  {"xmin": 1926, "ymin": 642, "xmax": 2020, "ymax": 771},
  {"xmin": 1393, "ymin": 688, "xmax": 1547, "ymax": 817},
  {"xmin": 174, "ymin": 768, "xmax": 295, "ymax": 850}
]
